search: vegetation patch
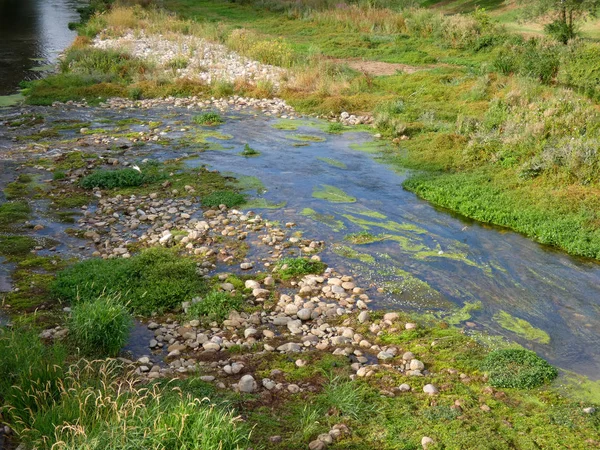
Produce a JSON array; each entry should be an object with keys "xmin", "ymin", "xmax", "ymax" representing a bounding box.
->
[
  {"xmin": 187, "ymin": 290, "xmax": 245, "ymax": 322},
  {"xmin": 0, "ymin": 236, "xmax": 42, "ymax": 260},
  {"xmin": 332, "ymin": 244, "xmax": 375, "ymax": 263},
  {"xmin": 274, "ymin": 257, "xmax": 327, "ymax": 280},
  {"xmin": 481, "ymin": 348, "xmax": 558, "ymax": 389},
  {"xmin": 68, "ymin": 294, "xmax": 132, "ymax": 357},
  {"xmin": 193, "ymin": 112, "xmax": 224, "ymax": 126},
  {"xmin": 344, "ymin": 231, "xmax": 384, "ymax": 244},
  {"xmin": 80, "ymin": 166, "xmax": 165, "ymax": 189},
  {"xmin": 289, "ymin": 134, "xmax": 326, "ymax": 142},
  {"xmin": 240, "ymin": 143, "xmax": 260, "ymax": 157},
  {"xmin": 301, "ymin": 208, "xmax": 345, "ymax": 231},
  {"xmin": 0, "ymin": 201, "xmax": 30, "ymax": 231},
  {"xmin": 51, "ymin": 247, "xmax": 207, "ymax": 314},
  {"xmin": 493, "ymin": 310, "xmax": 551, "ymax": 344},
  {"xmin": 317, "ymin": 157, "xmax": 347, "ymax": 169},
  {"xmin": 202, "ymin": 190, "xmax": 246, "ymax": 208},
  {"xmin": 312, "ymin": 185, "xmax": 356, "ymax": 203}
]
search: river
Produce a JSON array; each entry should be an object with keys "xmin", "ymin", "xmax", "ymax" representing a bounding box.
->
[{"xmin": 0, "ymin": 0, "xmax": 81, "ymax": 96}]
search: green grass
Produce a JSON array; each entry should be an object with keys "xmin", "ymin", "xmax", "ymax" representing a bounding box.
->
[
  {"xmin": 51, "ymin": 247, "xmax": 208, "ymax": 314},
  {"xmin": 481, "ymin": 349, "xmax": 559, "ymax": 389},
  {"xmin": 193, "ymin": 112, "xmax": 224, "ymax": 125},
  {"xmin": 0, "ymin": 235, "xmax": 39, "ymax": 259},
  {"xmin": 274, "ymin": 257, "xmax": 327, "ymax": 280},
  {"xmin": 68, "ymin": 293, "xmax": 132, "ymax": 357},
  {"xmin": 187, "ymin": 290, "xmax": 244, "ymax": 322}
]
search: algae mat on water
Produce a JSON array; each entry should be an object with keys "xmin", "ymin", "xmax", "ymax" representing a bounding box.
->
[
  {"xmin": 312, "ymin": 185, "xmax": 356, "ymax": 203},
  {"xmin": 493, "ymin": 310, "xmax": 550, "ymax": 344}
]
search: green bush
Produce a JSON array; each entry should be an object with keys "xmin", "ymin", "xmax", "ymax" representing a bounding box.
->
[
  {"xmin": 52, "ymin": 247, "xmax": 207, "ymax": 314},
  {"xmin": 193, "ymin": 112, "xmax": 224, "ymax": 125},
  {"xmin": 202, "ymin": 190, "xmax": 246, "ymax": 208},
  {"xmin": 80, "ymin": 167, "xmax": 165, "ymax": 189},
  {"xmin": 481, "ymin": 349, "xmax": 558, "ymax": 389},
  {"xmin": 187, "ymin": 290, "xmax": 244, "ymax": 322},
  {"xmin": 327, "ymin": 122, "xmax": 344, "ymax": 133},
  {"xmin": 274, "ymin": 257, "xmax": 327, "ymax": 280},
  {"xmin": 68, "ymin": 294, "xmax": 132, "ymax": 357}
]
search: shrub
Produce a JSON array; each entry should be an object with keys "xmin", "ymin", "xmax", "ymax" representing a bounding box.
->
[
  {"xmin": 193, "ymin": 112, "xmax": 224, "ymax": 125},
  {"xmin": 52, "ymin": 247, "xmax": 207, "ymax": 314},
  {"xmin": 187, "ymin": 290, "xmax": 244, "ymax": 322},
  {"xmin": 545, "ymin": 19, "xmax": 577, "ymax": 44},
  {"xmin": 274, "ymin": 257, "xmax": 327, "ymax": 280},
  {"xmin": 202, "ymin": 190, "xmax": 246, "ymax": 208},
  {"xmin": 481, "ymin": 349, "xmax": 558, "ymax": 389},
  {"xmin": 68, "ymin": 294, "xmax": 132, "ymax": 357}
]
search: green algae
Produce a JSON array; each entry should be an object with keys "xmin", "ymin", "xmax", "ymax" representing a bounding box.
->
[
  {"xmin": 317, "ymin": 157, "xmax": 347, "ymax": 169},
  {"xmin": 493, "ymin": 310, "xmax": 551, "ymax": 344},
  {"xmin": 289, "ymin": 134, "xmax": 326, "ymax": 143},
  {"xmin": 301, "ymin": 208, "xmax": 345, "ymax": 231},
  {"xmin": 559, "ymin": 371, "xmax": 600, "ymax": 404},
  {"xmin": 313, "ymin": 185, "xmax": 356, "ymax": 203},
  {"xmin": 242, "ymin": 199, "xmax": 286, "ymax": 209},
  {"xmin": 342, "ymin": 214, "xmax": 427, "ymax": 234},
  {"xmin": 344, "ymin": 231, "xmax": 385, "ymax": 245},
  {"xmin": 349, "ymin": 140, "xmax": 389, "ymax": 154},
  {"xmin": 343, "ymin": 206, "xmax": 387, "ymax": 219},
  {"xmin": 332, "ymin": 244, "xmax": 375, "ymax": 264},
  {"xmin": 380, "ymin": 268, "xmax": 453, "ymax": 309},
  {"xmin": 271, "ymin": 119, "xmax": 300, "ymax": 131},
  {"xmin": 442, "ymin": 301, "xmax": 482, "ymax": 325},
  {"xmin": 225, "ymin": 174, "xmax": 266, "ymax": 194},
  {"xmin": 0, "ymin": 93, "xmax": 24, "ymax": 107}
]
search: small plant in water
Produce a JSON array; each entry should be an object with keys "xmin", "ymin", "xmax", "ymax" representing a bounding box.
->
[
  {"xmin": 240, "ymin": 143, "xmax": 260, "ymax": 157},
  {"xmin": 193, "ymin": 112, "xmax": 224, "ymax": 126},
  {"xmin": 327, "ymin": 122, "xmax": 344, "ymax": 133}
]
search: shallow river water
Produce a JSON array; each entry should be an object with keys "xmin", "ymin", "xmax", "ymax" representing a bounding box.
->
[{"xmin": 3, "ymin": 105, "xmax": 598, "ymax": 378}]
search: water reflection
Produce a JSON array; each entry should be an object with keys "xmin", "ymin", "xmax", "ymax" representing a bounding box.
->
[{"xmin": 0, "ymin": 0, "xmax": 80, "ymax": 95}]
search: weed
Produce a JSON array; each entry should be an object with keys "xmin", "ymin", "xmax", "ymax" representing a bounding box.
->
[
  {"xmin": 68, "ymin": 293, "xmax": 132, "ymax": 357},
  {"xmin": 240, "ymin": 143, "xmax": 260, "ymax": 156},
  {"xmin": 193, "ymin": 112, "xmax": 224, "ymax": 125},
  {"xmin": 481, "ymin": 349, "xmax": 558, "ymax": 389},
  {"xmin": 202, "ymin": 190, "xmax": 246, "ymax": 208},
  {"xmin": 80, "ymin": 167, "xmax": 165, "ymax": 189},
  {"xmin": 274, "ymin": 257, "xmax": 326, "ymax": 280},
  {"xmin": 326, "ymin": 122, "xmax": 344, "ymax": 133},
  {"xmin": 187, "ymin": 290, "xmax": 244, "ymax": 322}
]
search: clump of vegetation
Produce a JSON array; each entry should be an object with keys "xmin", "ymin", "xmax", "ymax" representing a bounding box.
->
[
  {"xmin": 275, "ymin": 257, "xmax": 327, "ymax": 280},
  {"xmin": 344, "ymin": 231, "xmax": 382, "ymax": 244},
  {"xmin": 60, "ymin": 47, "xmax": 148, "ymax": 83},
  {"xmin": 0, "ymin": 235, "xmax": 38, "ymax": 259},
  {"xmin": 52, "ymin": 247, "xmax": 207, "ymax": 314},
  {"xmin": 326, "ymin": 122, "xmax": 344, "ymax": 133},
  {"xmin": 240, "ymin": 143, "xmax": 260, "ymax": 156},
  {"xmin": 0, "ymin": 201, "xmax": 30, "ymax": 231},
  {"xmin": 193, "ymin": 112, "xmax": 224, "ymax": 125},
  {"xmin": 68, "ymin": 294, "xmax": 132, "ymax": 357},
  {"xmin": 80, "ymin": 167, "xmax": 165, "ymax": 189},
  {"xmin": 481, "ymin": 348, "xmax": 558, "ymax": 389},
  {"xmin": 187, "ymin": 290, "xmax": 244, "ymax": 322},
  {"xmin": 202, "ymin": 190, "xmax": 246, "ymax": 208}
]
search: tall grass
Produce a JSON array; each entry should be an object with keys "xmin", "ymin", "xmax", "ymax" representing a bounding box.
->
[{"xmin": 68, "ymin": 293, "xmax": 132, "ymax": 357}]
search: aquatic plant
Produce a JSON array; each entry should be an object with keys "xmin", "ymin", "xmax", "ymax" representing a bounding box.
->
[
  {"xmin": 202, "ymin": 190, "xmax": 246, "ymax": 208},
  {"xmin": 193, "ymin": 112, "xmax": 224, "ymax": 125},
  {"xmin": 274, "ymin": 257, "xmax": 327, "ymax": 280}
]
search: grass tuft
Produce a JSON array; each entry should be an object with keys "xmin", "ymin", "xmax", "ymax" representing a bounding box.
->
[{"xmin": 274, "ymin": 257, "xmax": 327, "ymax": 280}]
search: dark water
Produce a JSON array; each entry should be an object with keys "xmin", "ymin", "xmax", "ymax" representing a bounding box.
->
[{"xmin": 0, "ymin": 0, "xmax": 81, "ymax": 95}]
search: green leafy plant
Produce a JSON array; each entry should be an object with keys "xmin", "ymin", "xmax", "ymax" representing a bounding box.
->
[
  {"xmin": 193, "ymin": 112, "xmax": 224, "ymax": 125},
  {"xmin": 187, "ymin": 290, "xmax": 244, "ymax": 322},
  {"xmin": 481, "ymin": 349, "xmax": 558, "ymax": 389},
  {"xmin": 240, "ymin": 143, "xmax": 260, "ymax": 156},
  {"xmin": 80, "ymin": 167, "xmax": 165, "ymax": 190},
  {"xmin": 68, "ymin": 293, "xmax": 132, "ymax": 357},
  {"xmin": 52, "ymin": 247, "xmax": 207, "ymax": 314},
  {"xmin": 326, "ymin": 122, "xmax": 344, "ymax": 133},
  {"xmin": 202, "ymin": 190, "xmax": 246, "ymax": 208},
  {"xmin": 274, "ymin": 257, "xmax": 326, "ymax": 280}
]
